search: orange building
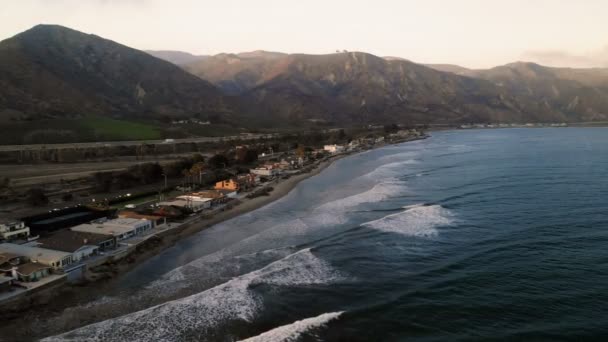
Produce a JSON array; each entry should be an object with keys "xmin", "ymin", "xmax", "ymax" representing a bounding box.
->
[
  {"xmin": 214, "ymin": 174, "xmax": 256, "ymax": 192},
  {"xmin": 215, "ymin": 179, "xmax": 240, "ymax": 191}
]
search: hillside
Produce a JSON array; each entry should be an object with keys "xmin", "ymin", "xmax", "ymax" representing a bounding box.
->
[
  {"xmin": 3, "ymin": 25, "xmax": 608, "ymax": 145},
  {"xmin": 466, "ymin": 62, "xmax": 608, "ymax": 122},
  {"xmin": 187, "ymin": 51, "xmax": 576, "ymax": 124},
  {"xmin": 183, "ymin": 51, "xmax": 288, "ymax": 95},
  {"xmin": 0, "ymin": 25, "xmax": 235, "ymax": 124},
  {"xmin": 185, "ymin": 51, "xmax": 608, "ymax": 124},
  {"xmin": 145, "ymin": 50, "xmax": 208, "ymax": 65}
]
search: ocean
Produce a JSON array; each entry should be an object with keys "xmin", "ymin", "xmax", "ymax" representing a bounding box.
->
[{"xmin": 43, "ymin": 128, "xmax": 608, "ymax": 341}]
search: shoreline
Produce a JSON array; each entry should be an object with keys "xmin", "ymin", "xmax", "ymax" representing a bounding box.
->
[
  {"xmin": 0, "ymin": 135, "xmax": 427, "ymax": 340},
  {"xmin": 102, "ymin": 152, "xmax": 346, "ymax": 278}
]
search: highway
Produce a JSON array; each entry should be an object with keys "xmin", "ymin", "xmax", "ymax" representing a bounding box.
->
[{"xmin": 0, "ymin": 133, "xmax": 280, "ymax": 151}]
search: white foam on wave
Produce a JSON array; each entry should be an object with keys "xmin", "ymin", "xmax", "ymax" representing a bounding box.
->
[
  {"xmin": 239, "ymin": 311, "xmax": 344, "ymax": 342},
  {"xmin": 316, "ymin": 180, "xmax": 404, "ymax": 212},
  {"xmin": 363, "ymin": 204, "xmax": 454, "ymax": 237},
  {"xmin": 44, "ymin": 249, "xmax": 345, "ymax": 342},
  {"xmin": 362, "ymin": 158, "xmax": 419, "ymax": 179}
]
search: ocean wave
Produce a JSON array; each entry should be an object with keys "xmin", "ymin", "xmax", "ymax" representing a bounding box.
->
[
  {"xmin": 362, "ymin": 158, "xmax": 419, "ymax": 179},
  {"xmin": 43, "ymin": 249, "xmax": 345, "ymax": 342},
  {"xmin": 316, "ymin": 180, "xmax": 404, "ymax": 212},
  {"xmin": 362, "ymin": 204, "xmax": 454, "ymax": 237},
  {"xmin": 239, "ymin": 311, "xmax": 344, "ymax": 342}
]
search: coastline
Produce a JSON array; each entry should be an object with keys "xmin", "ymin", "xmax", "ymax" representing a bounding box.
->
[
  {"xmin": 0, "ymin": 135, "xmax": 428, "ymax": 341},
  {"xmin": 103, "ymin": 153, "xmax": 345, "ymax": 278},
  {"xmin": 0, "ymin": 135, "xmax": 428, "ymax": 324}
]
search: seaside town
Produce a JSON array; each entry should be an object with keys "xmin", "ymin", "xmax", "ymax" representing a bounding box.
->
[{"xmin": 0, "ymin": 127, "xmax": 425, "ymax": 311}]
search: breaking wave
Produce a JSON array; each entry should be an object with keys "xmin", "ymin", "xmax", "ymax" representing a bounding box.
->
[
  {"xmin": 362, "ymin": 158, "xmax": 419, "ymax": 179},
  {"xmin": 239, "ymin": 311, "xmax": 344, "ymax": 342},
  {"xmin": 43, "ymin": 249, "xmax": 345, "ymax": 342},
  {"xmin": 363, "ymin": 204, "xmax": 454, "ymax": 237}
]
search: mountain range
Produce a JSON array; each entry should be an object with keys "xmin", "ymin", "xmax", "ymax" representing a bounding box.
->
[{"xmin": 1, "ymin": 25, "xmax": 608, "ymax": 143}]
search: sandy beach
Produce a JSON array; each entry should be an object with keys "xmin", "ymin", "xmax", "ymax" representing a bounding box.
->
[{"xmin": 98, "ymin": 154, "xmax": 343, "ymax": 277}]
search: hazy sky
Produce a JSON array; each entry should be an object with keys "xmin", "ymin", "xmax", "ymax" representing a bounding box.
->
[{"xmin": 1, "ymin": 0, "xmax": 608, "ymax": 68}]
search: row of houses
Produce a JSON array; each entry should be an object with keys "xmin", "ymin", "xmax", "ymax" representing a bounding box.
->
[{"xmin": 0, "ymin": 217, "xmax": 154, "ymax": 288}]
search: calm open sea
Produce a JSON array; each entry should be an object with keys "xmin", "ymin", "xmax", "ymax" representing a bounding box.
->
[{"xmin": 43, "ymin": 128, "xmax": 608, "ymax": 341}]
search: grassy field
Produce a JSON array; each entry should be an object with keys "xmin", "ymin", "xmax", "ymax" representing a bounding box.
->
[
  {"xmin": 80, "ymin": 116, "xmax": 161, "ymax": 141},
  {"xmin": 0, "ymin": 116, "xmax": 162, "ymax": 144}
]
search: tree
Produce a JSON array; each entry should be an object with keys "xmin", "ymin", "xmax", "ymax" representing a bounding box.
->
[
  {"xmin": 93, "ymin": 172, "xmax": 113, "ymax": 193},
  {"xmin": 192, "ymin": 153, "xmax": 206, "ymax": 163},
  {"xmin": 208, "ymin": 154, "xmax": 230, "ymax": 169},
  {"xmin": 138, "ymin": 163, "xmax": 163, "ymax": 184},
  {"xmin": 384, "ymin": 123, "xmax": 399, "ymax": 134},
  {"xmin": 296, "ymin": 145, "xmax": 307, "ymax": 158},
  {"xmin": 240, "ymin": 149, "xmax": 258, "ymax": 164},
  {"xmin": 26, "ymin": 188, "xmax": 48, "ymax": 206}
]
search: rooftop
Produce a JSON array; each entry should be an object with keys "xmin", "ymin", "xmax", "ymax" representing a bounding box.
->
[
  {"xmin": 102, "ymin": 218, "xmax": 149, "ymax": 227},
  {"xmin": 16, "ymin": 262, "xmax": 52, "ymax": 276},
  {"xmin": 37, "ymin": 230, "xmax": 111, "ymax": 253},
  {"xmin": 0, "ymin": 252, "xmax": 22, "ymax": 265},
  {"xmin": 0, "ymin": 243, "xmax": 72, "ymax": 264},
  {"xmin": 71, "ymin": 223, "xmax": 138, "ymax": 236}
]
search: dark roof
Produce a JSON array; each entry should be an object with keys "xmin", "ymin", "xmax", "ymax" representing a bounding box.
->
[
  {"xmin": 0, "ymin": 252, "xmax": 22, "ymax": 265},
  {"xmin": 37, "ymin": 230, "xmax": 113, "ymax": 253},
  {"xmin": 16, "ymin": 262, "xmax": 51, "ymax": 276}
]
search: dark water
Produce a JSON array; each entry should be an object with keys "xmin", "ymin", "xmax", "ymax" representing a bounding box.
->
[{"xmin": 44, "ymin": 128, "xmax": 608, "ymax": 341}]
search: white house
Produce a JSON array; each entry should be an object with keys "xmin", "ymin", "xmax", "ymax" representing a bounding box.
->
[
  {"xmin": 0, "ymin": 221, "xmax": 30, "ymax": 241},
  {"xmin": 71, "ymin": 218, "xmax": 152, "ymax": 241},
  {"xmin": 323, "ymin": 144, "xmax": 345, "ymax": 154},
  {"xmin": 159, "ymin": 199, "xmax": 206, "ymax": 212},
  {"xmin": 0, "ymin": 243, "xmax": 74, "ymax": 270}
]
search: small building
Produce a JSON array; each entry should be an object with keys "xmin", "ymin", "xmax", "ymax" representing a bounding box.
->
[
  {"xmin": 323, "ymin": 144, "xmax": 345, "ymax": 154},
  {"xmin": 186, "ymin": 190, "xmax": 228, "ymax": 205},
  {"xmin": 158, "ymin": 198, "xmax": 210, "ymax": 212},
  {"xmin": 215, "ymin": 179, "xmax": 240, "ymax": 191},
  {"xmin": 176, "ymin": 194, "xmax": 214, "ymax": 210},
  {"xmin": 13, "ymin": 263, "xmax": 52, "ymax": 282},
  {"xmin": 118, "ymin": 211, "xmax": 166, "ymax": 227},
  {"xmin": 0, "ymin": 243, "xmax": 73, "ymax": 270},
  {"xmin": 0, "ymin": 221, "xmax": 30, "ymax": 242},
  {"xmin": 37, "ymin": 230, "xmax": 116, "ymax": 261},
  {"xmin": 251, "ymin": 166, "xmax": 281, "ymax": 177},
  {"xmin": 0, "ymin": 252, "xmax": 24, "ymax": 272},
  {"xmin": 237, "ymin": 174, "xmax": 256, "ymax": 189},
  {"xmin": 71, "ymin": 218, "xmax": 152, "ymax": 242},
  {"xmin": 152, "ymin": 205, "xmax": 187, "ymax": 218}
]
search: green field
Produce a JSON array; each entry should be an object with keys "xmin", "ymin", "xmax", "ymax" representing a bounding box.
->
[
  {"xmin": 0, "ymin": 116, "xmax": 162, "ymax": 144},
  {"xmin": 80, "ymin": 116, "xmax": 161, "ymax": 141}
]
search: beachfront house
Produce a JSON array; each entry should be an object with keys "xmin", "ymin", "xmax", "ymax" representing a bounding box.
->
[
  {"xmin": 0, "ymin": 221, "xmax": 30, "ymax": 242},
  {"xmin": 323, "ymin": 144, "xmax": 345, "ymax": 154},
  {"xmin": 215, "ymin": 179, "xmax": 239, "ymax": 191},
  {"xmin": 251, "ymin": 165, "xmax": 282, "ymax": 177},
  {"xmin": 118, "ymin": 211, "xmax": 166, "ymax": 228},
  {"xmin": 0, "ymin": 243, "xmax": 74, "ymax": 270},
  {"xmin": 186, "ymin": 190, "xmax": 228, "ymax": 205},
  {"xmin": 71, "ymin": 218, "xmax": 152, "ymax": 242},
  {"xmin": 12, "ymin": 263, "xmax": 52, "ymax": 282},
  {"xmin": 158, "ymin": 198, "xmax": 210, "ymax": 212},
  {"xmin": 37, "ymin": 230, "xmax": 117, "ymax": 261},
  {"xmin": 0, "ymin": 252, "xmax": 52, "ymax": 283}
]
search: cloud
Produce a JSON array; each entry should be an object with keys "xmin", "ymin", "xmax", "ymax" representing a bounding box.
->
[{"xmin": 521, "ymin": 46, "xmax": 608, "ymax": 68}]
